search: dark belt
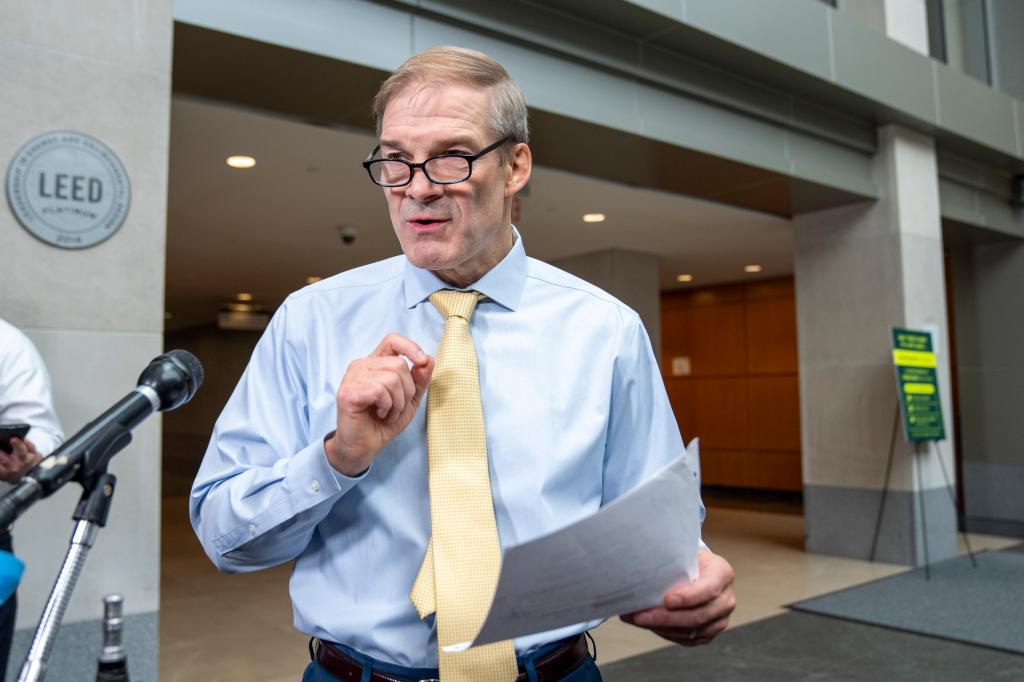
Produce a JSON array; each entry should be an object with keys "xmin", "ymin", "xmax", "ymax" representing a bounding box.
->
[{"xmin": 314, "ymin": 635, "xmax": 589, "ymax": 682}]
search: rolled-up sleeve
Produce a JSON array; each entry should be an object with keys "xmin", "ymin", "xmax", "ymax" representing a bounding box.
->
[{"xmin": 189, "ymin": 303, "xmax": 365, "ymax": 573}]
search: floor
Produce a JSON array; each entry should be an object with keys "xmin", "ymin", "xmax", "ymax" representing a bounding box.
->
[
  {"xmin": 599, "ymin": 611, "xmax": 1024, "ymax": 681},
  {"xmin": 158, "ymin": 498, "xmax": 1020, "ymax": 681}
]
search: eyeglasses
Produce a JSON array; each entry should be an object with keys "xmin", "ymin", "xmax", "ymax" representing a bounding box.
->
[{"xmin": 362, "ymin": 136, "xmax": 512, "ymax": 187}]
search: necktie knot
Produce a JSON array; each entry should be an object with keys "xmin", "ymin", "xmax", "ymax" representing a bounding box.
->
[{"xmin": 429, "ymin": 289, "xmax": 481, "ymax": 321}]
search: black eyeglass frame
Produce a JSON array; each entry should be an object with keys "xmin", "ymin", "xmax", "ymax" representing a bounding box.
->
[{"xmin": 362, "ymin": 135, "xmax": 513, "ymax": 187}]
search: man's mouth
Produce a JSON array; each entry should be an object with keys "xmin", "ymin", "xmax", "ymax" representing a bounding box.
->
[{"xmin": 407, "ymin": 218, "xmax": 450, "ymax": 231}]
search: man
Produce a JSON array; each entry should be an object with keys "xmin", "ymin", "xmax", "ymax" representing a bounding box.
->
[
  {"xmin": 191, "ymin": 46, "xmax": 734, "ymax": 682},
  {"xmin": 0, "ymin": 319, "xmax": 64, "ymax": 677}
]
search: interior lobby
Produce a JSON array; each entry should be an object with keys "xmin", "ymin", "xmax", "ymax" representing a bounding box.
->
[{"xmin": 3, "ymin": 0, "xmax": 1024, "ymax": 679}]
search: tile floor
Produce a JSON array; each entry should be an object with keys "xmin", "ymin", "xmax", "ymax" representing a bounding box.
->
[{"xmin": 159, "ymin": 498, "xmax": 1018, "ymax": 681}]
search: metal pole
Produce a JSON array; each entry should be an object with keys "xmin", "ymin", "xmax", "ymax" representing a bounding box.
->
[
  {"xmin": 914, "ymin": 447, "xmax": 931, "ymax": 581},
  {"xmin": 933, "ymin": 441, "xmax": 978, "ymax": 568},
  {"xmin": 869, "ymin": 402, "xmax": 902, "ymax": 562},
  {"xmin": 17, "ymin": 521, "xmax": 99, "ymax": 682}
]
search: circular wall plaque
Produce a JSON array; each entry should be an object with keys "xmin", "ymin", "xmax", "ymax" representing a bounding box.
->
[{"xmin": 5, "ymin": 130, "xmax": 131, "ymax": 249}]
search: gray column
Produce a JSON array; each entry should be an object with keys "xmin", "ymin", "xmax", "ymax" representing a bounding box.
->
[
  {"xmin": 1, "ymin": 2, "xmax": 172, "ymax": 679},
  {"xmin": 550, "ymin": 249, "xmax": 662, "ymax": 362},
  {"xmin": 795, "ymin": 0, "xmax": 958, "ymax": 567},
  {"xmin": 793, "ymin": 124, "xmax": 958, "ymax": 566},
  {"xmin": 949, "ymin": 241, "xmax": 1024, "ymax": 537}
]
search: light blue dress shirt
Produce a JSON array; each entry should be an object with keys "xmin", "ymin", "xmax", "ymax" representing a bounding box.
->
[{"xmin": 190, "ymin": 231, "xmax": 700, "ymax": 667}]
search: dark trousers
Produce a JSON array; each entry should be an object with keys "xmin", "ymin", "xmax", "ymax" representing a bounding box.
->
[
  {"xmin": 0, "ymin": 532, "xmax": 15, "ymax": 682},
  {"xmin": 302, "ymin": 637, "xmax": 603, "ymax": 682}
]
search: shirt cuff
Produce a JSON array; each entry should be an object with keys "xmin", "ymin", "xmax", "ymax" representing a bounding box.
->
[
  {"xmin": 322, "ymin": 430, "xmax": 371, "ymax": 485},
  {"xmin": 211, "ymin": 436, "xmax": 362, "ymax": 555}
]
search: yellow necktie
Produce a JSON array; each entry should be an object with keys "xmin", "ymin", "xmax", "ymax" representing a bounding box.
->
[{"xmin": 410, "ymin": 290, "xmax": 518, "ymax": 682}]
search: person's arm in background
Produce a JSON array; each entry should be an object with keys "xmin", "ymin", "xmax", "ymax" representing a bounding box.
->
[
  {"xmin": 190, "ymin": 303, "xmax": 432, "ymax": 573},
  {"xmin": 601, "ymin": 311, "xmax": 735, "ymax": 646},
  {"xmin": 0, "ymin": 324, "xmax": 64, "ymax": 483}
]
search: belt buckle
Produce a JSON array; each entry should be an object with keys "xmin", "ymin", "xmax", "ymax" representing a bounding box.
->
[{"xmin": 417, "ymin": 679, "xmax": 440, "ymax": 682}]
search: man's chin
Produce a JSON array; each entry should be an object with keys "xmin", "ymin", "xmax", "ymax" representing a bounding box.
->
[{"xmin": 404, "ymin": 246, "xmax": 456, "ymax": 273}]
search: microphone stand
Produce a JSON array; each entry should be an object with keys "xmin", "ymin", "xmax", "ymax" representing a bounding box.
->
[{"xmin": 17, "ymin": 425, "xmax": 132, "ymax": 682}]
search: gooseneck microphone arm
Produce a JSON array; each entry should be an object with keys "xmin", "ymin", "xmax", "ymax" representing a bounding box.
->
[
  {"xmin": 0, "ymin": 350, "xmax": 203, "ymax": 529},
  {"xmin": 9, "ymin": 350, "xmax": 203, "ymax": 682},
  {"xmin": 0, "ymin": 390, "xmax": 155, "ymax": 528}
]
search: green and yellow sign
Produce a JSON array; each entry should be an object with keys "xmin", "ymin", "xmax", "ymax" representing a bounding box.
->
[{"xmin": 892, "ymin": 328, "xmax": 945, "ymax": 442}]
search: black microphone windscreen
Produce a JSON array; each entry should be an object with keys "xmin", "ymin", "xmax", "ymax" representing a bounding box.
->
[{"xmin": 165, "ymin": 349, "xmax": 204, "ymax": 392}]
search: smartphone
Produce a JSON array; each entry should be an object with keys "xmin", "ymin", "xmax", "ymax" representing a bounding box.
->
[{"xmin": 0, "ymin": 424, "xmax": 30, "ymax": 454}]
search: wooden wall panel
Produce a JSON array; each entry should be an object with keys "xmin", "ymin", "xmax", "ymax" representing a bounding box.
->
[
  {"xmin": 685, "ymin": 303, "xmax": 747, "ymax": 376},
  {"xmin": 676, "ymin": 377, "xmax": 749, "ymax": 450},
  {"xmin": 746, "ymin": 296, "xmax": 798, "ymax": 374},
  {"xmin": 665, "ymin": 380, "xmax": 695, "ymax": 443},
  {"xmin": 748, "ymin": 376, "xmax": 801, "ymax": 451},
  {"xmin": 698, "ymin": 449, "xmax": 749, "ymax": 488},
  {"xmin": 661, "ymin": 305, "xmax": 691, "ymax": 362},
  {"xmin": 661, "ymin": 277, "xmax": 802, "ymax": 492},
  {"xmin": 746, "ymin": 450, "xmax": 803, "ymax": 491}
]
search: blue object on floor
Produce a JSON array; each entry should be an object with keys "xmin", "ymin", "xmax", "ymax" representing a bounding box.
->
[{"xmin": 0, "ymin": 551, "xmax": 23, "ymax": 604}]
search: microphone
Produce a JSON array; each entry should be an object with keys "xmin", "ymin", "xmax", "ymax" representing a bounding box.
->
[{"xmin": 0, "ymin": 350, "xmax": 203, "ymax": 528}]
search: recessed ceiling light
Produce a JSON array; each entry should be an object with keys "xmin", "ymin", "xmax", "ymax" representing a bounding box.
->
[
  {"xmin": 582, "ymin": 213, "xmax": 606, "ymax": 223},
  {"xmin": 306, "ymin": 276, "xmax": 322, "ymax": 285},
  {"xmin": 226, "ymin": 155, "xmax": 256, "ymax": 169},
  {"xmin": 236, "ymin": 292, "xmax": 253, "ymax": 301},
  {"xmin": 744, "ymin": 264, "xmax": 763, "ymax": 273},
  {"xmin": 676, "ymin": 274, "xmax": 694, "ymax": 283}
]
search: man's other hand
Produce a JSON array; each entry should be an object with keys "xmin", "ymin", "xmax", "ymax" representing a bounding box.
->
[
  {"xmin": 620, "ymin": 548, "xmax": 735, "ymax": 646},
  {"xmin": 326, "ymin": 334, "xmax": 434, "ymax": 476},
  {"xmin": 0, "ymin": 437, "xmax": 42, "ymax": 484}
]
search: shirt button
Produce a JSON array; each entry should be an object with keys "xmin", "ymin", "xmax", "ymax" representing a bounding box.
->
[
  {"xmin": 310, "ymin": 479, "xmax": 321, "ymax": 493},
  {"xmin": 247, "ymin": 524, "xmax": 257, "ymax": 535}
]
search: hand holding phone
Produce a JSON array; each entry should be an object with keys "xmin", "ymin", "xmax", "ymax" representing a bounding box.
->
[
  {"xmin": 0, "ymin": 426, "xmax": 41, "ymax": 483},
  {"xmin": 0, "ymin": 424, "xmax": 30, "ymax": 455}
]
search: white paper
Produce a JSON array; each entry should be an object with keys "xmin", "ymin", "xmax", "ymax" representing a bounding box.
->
[{"xmin": 446, "ymin": 439, "xmax": 702, "ymax": 651}]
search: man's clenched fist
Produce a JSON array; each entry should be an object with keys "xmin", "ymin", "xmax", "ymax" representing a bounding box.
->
[{"xmin": 325, "ymin": 334, "xmax": 434, "ymax": 476}]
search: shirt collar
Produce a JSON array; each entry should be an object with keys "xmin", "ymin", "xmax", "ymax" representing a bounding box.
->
[{"xmin": 402, "ymin": 226, "xmax": 527, "ymax": 312}]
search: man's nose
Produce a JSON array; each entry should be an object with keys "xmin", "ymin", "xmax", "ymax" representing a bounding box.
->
[{"xmin": 404, "ymin": 167, "xmax": 444, "ymax": 202}]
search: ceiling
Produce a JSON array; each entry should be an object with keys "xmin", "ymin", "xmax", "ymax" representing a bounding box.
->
[{"xmin": 166, "ymin": 96, "xmax": 794, "ymax": 331}]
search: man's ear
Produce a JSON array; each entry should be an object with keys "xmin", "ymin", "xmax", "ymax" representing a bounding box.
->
[{"xmin": 505, "ymin": 143, "xmax": 532, "ymax": 197}]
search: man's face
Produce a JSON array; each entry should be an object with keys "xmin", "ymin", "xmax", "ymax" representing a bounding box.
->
[{"xmin": 378, "ymin": 81, "xmax": 530, "ymax": 287}]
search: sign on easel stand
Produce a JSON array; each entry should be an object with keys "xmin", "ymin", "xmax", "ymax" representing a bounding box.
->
[
  {"xmin": 891, "ymin": 328, "xmax": 945, "ymax": 442},
  {"xmin": 869, "ymin": 327, "xmax": 974, "ymax": 577}
]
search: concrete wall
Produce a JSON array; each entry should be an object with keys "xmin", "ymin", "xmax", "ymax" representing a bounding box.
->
[
  {"xmin": 0, "ymin": 1, "xmax": 172, "ymax": 678},
  {"xmin": 950, "ymin": 240, "xmax": 1024, "ymax": 536}
]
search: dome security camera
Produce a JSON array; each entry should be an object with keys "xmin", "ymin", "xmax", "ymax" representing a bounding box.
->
[{"xmin": 338, "ymin": 226, "xmax": 359, "ymax": 245}]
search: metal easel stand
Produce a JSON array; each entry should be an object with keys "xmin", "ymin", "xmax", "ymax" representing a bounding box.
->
[
  {"xmin": 869, "ymin": 403, "xmax": 902, "ymax": 565},
  {"xmin": 912, "ymin": 441, "xmax": 932, "ymax": 580},
  {"xmin": 932, "ymin": 439, "xmax": 977, "ymax": 569},
  {"xmin": 17, "ymin": 427, "xmax": 129, "ymax": 682},
  {"xmin": 869, "ymin": 401, "xmax": 977, "ymax": 580}
]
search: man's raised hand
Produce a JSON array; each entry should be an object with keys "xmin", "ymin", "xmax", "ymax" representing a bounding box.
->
[{"xmin": 325, "ymin": 334, "xmax": 434, "ymax": 476}]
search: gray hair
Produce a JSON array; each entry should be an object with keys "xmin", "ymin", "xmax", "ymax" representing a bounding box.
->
[{"xmin": 372, "ymin": 46, "xmax": 530, "ymax": 147}]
